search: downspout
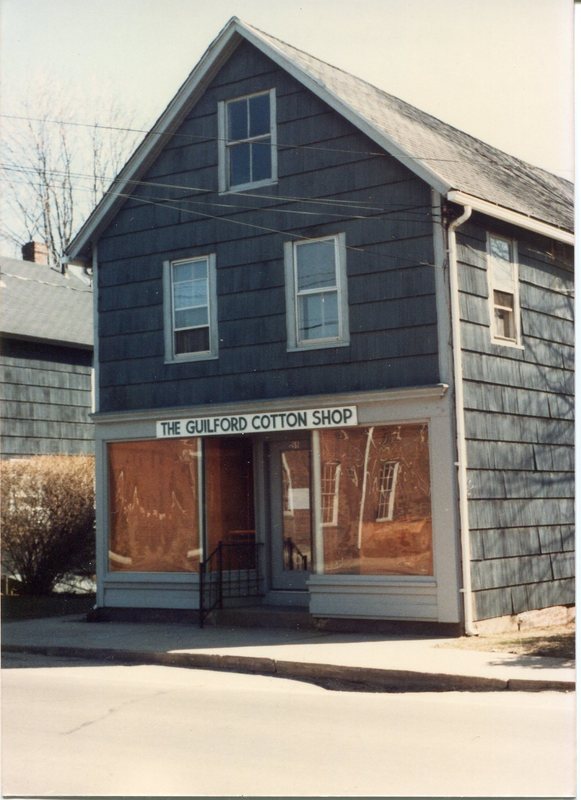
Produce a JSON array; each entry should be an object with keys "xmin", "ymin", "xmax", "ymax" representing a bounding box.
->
[{"xmin": 446, "ymin": 203, "xmax": 478, "ymax": 636}]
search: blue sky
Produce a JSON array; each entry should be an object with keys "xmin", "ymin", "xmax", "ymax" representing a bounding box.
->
[{"xmin": 0, "ymin": 0, "xmax": 574, "ymax": 179}]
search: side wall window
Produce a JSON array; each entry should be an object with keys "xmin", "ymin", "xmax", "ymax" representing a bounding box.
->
[
  {"xmin": 163, "ymin": 254, "xmax": 218, "ymax": 362},
  {"xmin": 284, "ymin": 233, "xmax": 349, "ymax": 350},
  {"xmin": 218, "ymin": 89, "xmax": 277, "ymax": 192},
  {"xmin": 487, "ymin": 233, "xmax": 521, "ymax": 346}
]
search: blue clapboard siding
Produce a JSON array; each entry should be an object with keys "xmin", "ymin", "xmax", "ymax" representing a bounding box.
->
[
  {"xmin": 456, "ymin": 217, "xmax": 574, "ymax": 620},
  {"xmin": 0, "ymin": 337, "xmax": 93, "ymax": 457},
  {"xmin": 96, "ymin": 40, "xmax": 438, "ymax": 412}
]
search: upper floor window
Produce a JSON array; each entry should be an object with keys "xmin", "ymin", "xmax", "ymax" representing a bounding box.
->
[
  {"xmin": 487, "ymin": 233, "xmax": 521, "ymax": 346},
  {"xmin": 284, "ymin": 233, "xmax": 349, "ymax": 350},
  {"xmin": 218, "ymin": 89, "xmax": 277, "ymax": 192},
  {"xmin": 163, "ymin": 254, "xmax": 218, "ymax": 362}
]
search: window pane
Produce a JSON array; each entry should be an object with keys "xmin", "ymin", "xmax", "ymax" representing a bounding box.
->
[
  {"xmin": 319, "ymin": 424, "xmax": 433, "ymax": 576},
  {"xmin": 175, "ymin": 306, "xmax": 208, "ymax": 329},
  {"xmin": 173, "ymin": 262, "xmax": 194, "ymax": 283},
  {"xmin": 280, "ymin": 449, "xmax": 312, "ymax": 571},
  {"xmin": 174, "ymin": 282, "xmax": 195, "ymax": 309},
  {"xmin": 227, "ymin": 99, "xmax": 247, "ymax": 141},
  {"xmin": 249, "ymin": 93, "xmax": 270, "ymax": 137},
  {"xmin": 192, "ymin": 260, "xmax": 208, "ymax": 280},
  {"xmin": 175, "ymin": 326, "xmax": 209, "ymax": 354},
  {"xmin": 299, "ymin": 292, "xmax": 338, "ymax": 340},
  {"xmin": 229, "ymin": 142, "xmax": 251, "ymax": 186},
  {"xmin": 252, "ymin": 139, "xmax": 272, "ymax": 182},
  {"xmin": 492, "ymin": 256, "xmax": 514, "ymax": 293},
  {"xmin": 299, "ymin": 293, "xmax": 323, "ymax": 340},
  {"xmin": 296, "ymin": 240, "xmax": 337, "ymax": 290},
  {"xmin": 108, "ymin": 439, "xmax": 200, "ymax": 572},
  {"xmin": 490, "ymin": 236, "xmax": 511, "ymax": 261}
]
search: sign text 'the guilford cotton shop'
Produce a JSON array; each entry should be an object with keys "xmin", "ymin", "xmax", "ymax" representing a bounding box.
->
[{"xmin": 156, "ymin": 406, "xmax": 358, "ymax": 438}]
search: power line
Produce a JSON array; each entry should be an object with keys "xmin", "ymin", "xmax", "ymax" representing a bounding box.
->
[
  {"xmin": 0, "ymin": 162, "xmax": 436, "ymax": 221},
  {"xmin": 0, "ymin": 110, "xmax": 523, "ymax": 168},
  {"xmin": 108, "ymin": 190, "xmax": 438, "ymax": 269}
]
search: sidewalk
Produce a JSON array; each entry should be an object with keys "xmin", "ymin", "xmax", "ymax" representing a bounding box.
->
[{"xmin": 1, "ymin": 613, "xmax": 575, "ymax": 692}]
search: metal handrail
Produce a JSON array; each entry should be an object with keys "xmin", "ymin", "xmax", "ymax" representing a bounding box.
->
[
  {"xmin": 199, "ymin": 540, "xmax": 263, "ymax": 628},
  {"xmin": 284, "ymin": 537, "xmax": 308, "ymax": 571}
]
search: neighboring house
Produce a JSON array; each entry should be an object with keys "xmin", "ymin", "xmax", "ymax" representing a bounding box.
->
[
  {"xmin": 0, "ymin": 243, "xmax": 94, "ymax": 457},
  {"xmin": 64, "ymin": 18, "xmax": 574, "ymax": 632}
]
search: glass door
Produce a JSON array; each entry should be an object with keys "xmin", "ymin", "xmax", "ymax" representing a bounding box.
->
[{"xmin": 269, "ymin": 439, "xmax": 312, "ymax": 591}]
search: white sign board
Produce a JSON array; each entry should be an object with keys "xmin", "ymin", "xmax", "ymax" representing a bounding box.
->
[{"xmin": 156, "ymin": 406, "xmax": 358, "ymax": 438}]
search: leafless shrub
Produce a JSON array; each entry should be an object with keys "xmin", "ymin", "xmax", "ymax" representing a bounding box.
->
[{"xmin": 1, "ymin": 456, "xmax": 95, "ymax": 595}]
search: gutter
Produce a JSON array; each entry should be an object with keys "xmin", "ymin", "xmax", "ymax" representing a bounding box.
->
[
  {"xmin": 447, "ymin": 190, "xmax": 574, "ymax": 246},
  {"xmin": 446, "ymin": 203, "xmax": 478, "ymax": 636}
]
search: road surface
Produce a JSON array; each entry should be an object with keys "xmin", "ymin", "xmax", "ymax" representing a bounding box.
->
[{"xmin": 2, "ymin": 652, "xmax": 576, "ymax": 797}]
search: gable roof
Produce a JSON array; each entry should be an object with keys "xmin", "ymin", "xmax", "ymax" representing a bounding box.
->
[
  {"xmin": 66, "ymin": 17, "xmax": 573, "ymax": 261},
  {"xmin": 0, "ymin": 255, "xmax": 93, "ymax": 348}
]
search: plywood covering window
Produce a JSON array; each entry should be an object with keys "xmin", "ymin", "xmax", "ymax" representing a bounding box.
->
[
  {"xmin": 164, "ymin": 255, "xmax": 218, "ymax": 362},
  {"xmin": 319, "ymin": 424, "xmax": 433, "ymax": 576},
  {"xmin": 218, "ymin": 89, "xmax": 277, "ymax": 192},
  {"xmin": 487, "ymin": 233, "xmax": 521, "ymax": 346},
  {"xmin": 284, "ymin": 233, "xmax": 349, "ymax": 350},
  {"xmin": 108, "ymin": 439, "xmax": 200, "ymax": 572}
]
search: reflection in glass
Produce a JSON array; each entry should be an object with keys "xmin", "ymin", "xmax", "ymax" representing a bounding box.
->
[
  {"xmin": 319, "ymin": 424, "xmax": 433, "ymax": 575},
  {"xmin": 280, "ymin": 448, "xmax": 311, "ymax": 571}
]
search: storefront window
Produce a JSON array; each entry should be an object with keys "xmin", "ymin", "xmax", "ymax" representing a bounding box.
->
[
  {"xmin": 205, "ymin": 437, "xmax": 255, "ymax": 557},
  {"xmin": 319, "ymin": 424, "xmax": 433, "ymax": 575},
  {"xmin": 108, "ymin": 439, "xmax": 200, "ymax": 572}
]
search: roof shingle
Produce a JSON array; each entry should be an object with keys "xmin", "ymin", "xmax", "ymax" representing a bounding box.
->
[{"xmin": 0, "ymin": 256, "xmax": 93, "ymax": 348}]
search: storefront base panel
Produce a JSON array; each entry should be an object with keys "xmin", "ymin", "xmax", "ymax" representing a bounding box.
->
[
  {"xmin": 307, "ymin": 576, "xmax": 439, "ymax": 621},
  {"xmin": 102, "ymin": 579, "xmax": 198, "ymax": 611}
]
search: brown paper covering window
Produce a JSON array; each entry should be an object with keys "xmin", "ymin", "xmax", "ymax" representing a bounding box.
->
[{"xmin": 108, "ymin": 439, "xmax": 200, "ymax": 572}]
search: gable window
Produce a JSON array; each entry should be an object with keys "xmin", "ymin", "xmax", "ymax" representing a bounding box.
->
[
  {"xmin": 218, "ymin": 89, "xmax": 277, "ymax": 192},
  {"xmin": 163, "ymin": 254, "xmax": 218, "ymax": 362},
  {"xmin": 284, "ymin": 233, "xmax": 349, "ymax": 350},
  {"xmin": 487, "ymin": 234, "xmax": 521, "ymax": 346}
]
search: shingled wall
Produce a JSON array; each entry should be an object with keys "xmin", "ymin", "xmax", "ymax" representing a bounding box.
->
[{"xmin": 456, "ymin": 215, "xmax": 574, "ymax": 620}]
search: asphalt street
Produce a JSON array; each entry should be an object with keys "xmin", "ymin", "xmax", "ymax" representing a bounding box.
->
[{"xmin": 2, "ymin": 652, "xmax": 576, "ymax": 797}]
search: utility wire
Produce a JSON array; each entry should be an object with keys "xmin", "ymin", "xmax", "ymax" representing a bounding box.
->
[
  {"xmin": 108, "ymin": 189, "xmax": 438, "ymax": 269},
  {"xmin": 0, "ymin": 162, "xmax": 437, "ymax": 222},
  {"xmin": 0, "ymin": 111, "xmax": 526, "ymax": 167}
]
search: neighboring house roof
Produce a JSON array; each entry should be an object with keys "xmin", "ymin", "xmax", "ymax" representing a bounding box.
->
[
  {"xmin": 66, "ymin": 17, "xmax": 573, "ymax": 261},
  {"xmin": 0, "ymin": 255, "xmax": 93, "ymax": 348}
]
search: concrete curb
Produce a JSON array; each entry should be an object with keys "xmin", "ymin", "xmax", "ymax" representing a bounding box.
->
[{"xmin": 2, "ymin": 644, "xmax": 575, "ymax": 693}]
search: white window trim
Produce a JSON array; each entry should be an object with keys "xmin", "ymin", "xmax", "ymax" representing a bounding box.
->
[
  {"xmin": 321, "ymin": 461, "xmax": 341, "ymax": 527},
  {"xmin": 376, "ymin": 460, "xmax": 400, "ymax": 522},
  {"xmin": 284, "ymin": 232, "xmax": 350, "ymax": 351},
  {"xmin": 218, "ymin": 89, "xmax": 278, "ymax": 194},
  {"xmin": 163, "ymin": 254, "xmax": 218, "ymax": 363},
  {"xmin": 486, "ymin": 233, "xmax": 523, "ymax": 349}
]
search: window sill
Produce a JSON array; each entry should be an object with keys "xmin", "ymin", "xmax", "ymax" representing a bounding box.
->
[
  {"xmin": 165, "ymin": 352, "xmax": 219, "ymax": 365},
  {"xmin": 220, "ymin": 177, "xmax": 277, "ymax": 195},
  {"xmin": 489, "ymin": 337, "xmax": 524, "ymax": 351},
  {"xmin": 287, "ymin": 340, "xmax": 350, "ymax": 353}
]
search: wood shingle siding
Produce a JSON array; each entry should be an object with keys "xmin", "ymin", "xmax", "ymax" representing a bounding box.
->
[
  {"xmin": 0, "ymin": 339, "xmax": 93, "ymax": 457},
  {"xmin": 457, "ymin": 219, "xmax": 574, "ymax": 620},
  {"xmin": 97, "ymin": 43, "xmax": 438, "ymax": 412}
]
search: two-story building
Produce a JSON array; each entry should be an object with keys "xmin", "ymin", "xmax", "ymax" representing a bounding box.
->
[{"xmin": 64, "ymin": 18, "xmax": 574, "ymax": 632}]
